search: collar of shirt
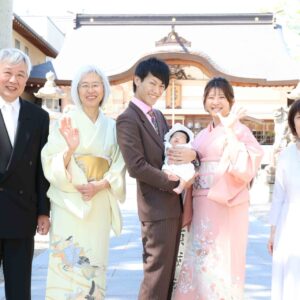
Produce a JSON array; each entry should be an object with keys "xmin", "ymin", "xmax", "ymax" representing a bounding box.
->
[
  {"xmin": 0, "ymin": 96, "xmax": 20, "ymax": 112},
  {"xmin": 132, "ymin": 97, "xmax": 153, "ymax": 122},
  {"xmin": 0, "ymin": 96, "xmax": 20, "ymax": 145}
]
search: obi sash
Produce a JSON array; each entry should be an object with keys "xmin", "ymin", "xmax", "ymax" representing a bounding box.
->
[{"xmin": 75, "ymin": 155, "xmax": 109, "ymax": 182}]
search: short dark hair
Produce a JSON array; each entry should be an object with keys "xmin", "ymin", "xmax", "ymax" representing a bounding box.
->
[
  {"xmin": 170, "ymin": 130, "xmax": 190, "ymax": 143},
  {"xmin": 288, "ymin": 99, "xmax": 300, "ymax": 136},
  {"xmin": 133, "ymin": 57, "xmax": 170, "ymax": 92},
  {"xmin": 203, "ymin": 77, "xmax": 234, "ymax": 108}
]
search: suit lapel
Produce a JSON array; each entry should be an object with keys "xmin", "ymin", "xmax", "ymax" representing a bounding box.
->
[
  {"xmin": 5, "ymin": 99, "xmax": 34, "ymax": 174},
  {"xmin": 0, "ymin": 110, "xmax": 13, "ymax": 174},
  {"xmin": 129, "ymin": 102, "xmax": 164, "ymax": 151}
]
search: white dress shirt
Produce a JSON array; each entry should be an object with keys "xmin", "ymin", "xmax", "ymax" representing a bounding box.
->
[{"xmin": 0, "ymin": 97, "xmax": 20, "ymax": 146}]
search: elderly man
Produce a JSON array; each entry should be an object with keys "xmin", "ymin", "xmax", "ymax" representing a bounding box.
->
[{"xmin": 0, "ymin": 48, "xmax": 50, "ymax": 300}]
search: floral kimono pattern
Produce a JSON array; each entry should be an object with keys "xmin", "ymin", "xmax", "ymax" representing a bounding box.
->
[
  {"xmin": 173, "ymin": 122, "xmax": 263, "ymax": 300},
  {"xmin": 42, "ymin": 107, "xmax": 126, "ymax": 299}
]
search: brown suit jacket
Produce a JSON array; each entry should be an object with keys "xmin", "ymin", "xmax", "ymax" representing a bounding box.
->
[{"xmin": 116, "ymin": 101, "xmax": 181, "ymax": 221}]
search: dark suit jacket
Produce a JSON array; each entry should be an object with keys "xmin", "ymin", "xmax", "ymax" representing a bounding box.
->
[
  {"xmin": 117, "ymin": 102, "xmax": 181, "ymax": 222},
  {"xmin": 0, "ymin": 99, "xmax": 50, "ymax": 238}
]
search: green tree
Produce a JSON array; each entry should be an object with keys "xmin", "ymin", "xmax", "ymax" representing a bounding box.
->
[{"xmin": 269, "ymin": 0, "xmax": 300, "ymax": 61}]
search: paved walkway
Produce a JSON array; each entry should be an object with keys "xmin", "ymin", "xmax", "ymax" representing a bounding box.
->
[{"xmin": 0, "ymin": 174, "xmax": 273, "ymax": 299}]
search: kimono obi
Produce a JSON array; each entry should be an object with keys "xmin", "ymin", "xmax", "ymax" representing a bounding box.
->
[
  {"xmin": 75, "ymin": 155, "xmax": 109, "ymax": 182},
  {"xmin": 193, "ymin": 160, "xmax": 219, "ymax": 190}
]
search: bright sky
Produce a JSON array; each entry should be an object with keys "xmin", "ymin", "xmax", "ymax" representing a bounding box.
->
[
  {"xmin": 12, "ymin": 0, "xmax": 300, "ymax": 31},
  {"xmin": 12, "ymin": 0, "xmax": 300, "ymax": 59},
  {"xmin": 13, "ymin": 0, "xmax": 283, "ymax": 16}
]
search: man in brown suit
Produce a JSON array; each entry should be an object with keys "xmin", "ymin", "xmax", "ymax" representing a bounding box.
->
[{"xmin": 116, "ymin": 57, "xmax": 196, "ymax": 299}]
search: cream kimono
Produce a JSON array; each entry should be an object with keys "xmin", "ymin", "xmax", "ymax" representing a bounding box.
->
[
  {"xmin": 174, "ymin": 121, "xmax": 263, "ymax": 300},
  {"xmin": 42, "ymin": 107, "xmax": 126, "ymax": 300}
]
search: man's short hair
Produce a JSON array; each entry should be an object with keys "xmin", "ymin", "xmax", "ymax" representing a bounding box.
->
[{"xmin": 133, "ymin": 57, "xmax": 170, "ymax": 92}]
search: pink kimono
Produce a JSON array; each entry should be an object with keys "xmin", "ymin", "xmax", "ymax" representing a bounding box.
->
[{"xmin": 173, "ymin": 121, "xmax": 263, "ymax": 300}]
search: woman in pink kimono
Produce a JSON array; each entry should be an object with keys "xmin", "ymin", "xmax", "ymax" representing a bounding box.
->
[{"xmin": 173, "ymin": 77, "xmax": 264, "ymax": 300}]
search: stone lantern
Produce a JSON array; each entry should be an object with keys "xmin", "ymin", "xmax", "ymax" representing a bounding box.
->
[
  {"xmin": 288, "ymin": 82, "xmax": 300, "ymax": 100},
  {"xmin": 265, "ymin": 81, "xmax": 300, "ymax": 184},
  {"xmin": 34, "ymin": 71, "xmax": 66, "ymax": 123}
]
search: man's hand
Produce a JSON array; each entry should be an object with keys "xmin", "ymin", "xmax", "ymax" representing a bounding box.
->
[
  {"xmin": 167, "ymin": 173, "xmax": 180, "ymax": 181},
  {"xmin": 167, "ymin": 147, "xmax": 196, "ymax": 165},
  {"xmin": 37, "ymin": 215, "xmax": 50, "ymax": 235},
  {"xmin": 185, "ymin": 174, "xmax": 196, "ymax": 188},
  {"xmin": 163, "ymin": 170, "xmax": 179, "ymax": 181}
]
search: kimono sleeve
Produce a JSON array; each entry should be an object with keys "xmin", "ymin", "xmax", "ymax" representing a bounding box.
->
[
  {"xmin": 224, "ymin": 124, "xmax": 264, "ymax": 184},
  {"xmin": 102, "ymin": 125, "xmax": 126, "ymax": 203},
  {"xmin": 42, "ymin": 116, "xmax": 98, "ymax": 220},
  {"xmin": 269, "ymin": 154, "xmax": 286, "ymax": 225},
  {"xmin": 208, "ymin": 124, "xmax": 264, "ymax": 207},
  {"xmin": 41, "ymin": 120, "xmax": 76, "ymax": 192}
]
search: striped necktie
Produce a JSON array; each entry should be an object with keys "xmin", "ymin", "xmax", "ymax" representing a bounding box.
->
[{"xmin": 148, "ymin": 109, "xmax": 159, "ymax": 134}]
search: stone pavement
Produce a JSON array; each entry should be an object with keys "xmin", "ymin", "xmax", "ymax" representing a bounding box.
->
[{"xmin": 0, "ymin": 173, "xmax": 273, "ymax": 299}]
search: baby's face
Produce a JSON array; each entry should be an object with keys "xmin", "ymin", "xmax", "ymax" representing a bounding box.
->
[{"xmin": 170, "ymin": 131, "xmax": 188, "ymax": 146}]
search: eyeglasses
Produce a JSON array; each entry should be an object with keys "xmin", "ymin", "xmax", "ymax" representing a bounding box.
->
[{"xmin": 79, "ymin": 82, "xmax": 103, "ymax": 91}]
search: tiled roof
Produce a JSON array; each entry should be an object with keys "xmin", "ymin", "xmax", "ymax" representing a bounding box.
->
[
  {"xmin": 13, "ymin": 14, "xmax": 58, "ymax": 58},
  {"xmin": 30, "ymin": 13, "xmax": 299, "ymax": 86}
]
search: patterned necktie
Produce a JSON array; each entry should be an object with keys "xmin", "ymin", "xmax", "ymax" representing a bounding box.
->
[{"xmin": 148, "ymin": 109, "xmax": 159, "ymax": 134}]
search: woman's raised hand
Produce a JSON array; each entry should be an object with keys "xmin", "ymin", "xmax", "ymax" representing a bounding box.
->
[
  {"xmin": 59, "ymin": 117, "xmax": 80, "ymax": 152},
  {"xmin": 217, "ymin": 105, "xmax": 247, "ymax": 129}
]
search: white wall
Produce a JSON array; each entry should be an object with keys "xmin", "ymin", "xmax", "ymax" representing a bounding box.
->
[
  {"xmin": 21, "ymin": 16, "xmax": 65, "ymax": 51},
  {"xmin": 0, "ymin": 0, "xmax": 13, "ymax": 48}
]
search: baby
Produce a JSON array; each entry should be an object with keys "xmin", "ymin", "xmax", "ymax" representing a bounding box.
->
[{"xmin": 162, "ymin": 123, "xmax": 195, "ymax": 194}]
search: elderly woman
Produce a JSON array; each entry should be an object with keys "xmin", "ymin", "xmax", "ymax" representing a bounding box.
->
[
  {"xmin": 42, "ymin": 65, "xmax": 126, "ymax": 299},
  {"xmin": 268, "ymin": 99, "xmax": 300, "ymax": 300}
]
